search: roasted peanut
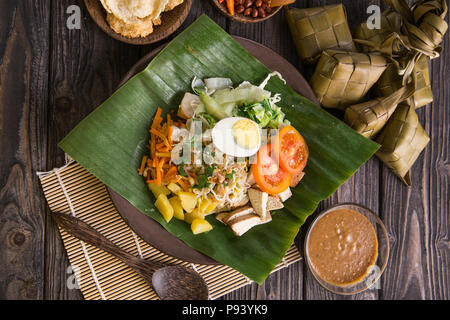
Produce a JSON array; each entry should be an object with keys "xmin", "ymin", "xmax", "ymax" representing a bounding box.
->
[
  {"xmin": 244, "ymin": 0, "xmax": 253, "ymax": 8},
  {"xmin": 258, "ymin": 7, "xmax": 266, "ymax": 17},
  {"xmin": 236, "ymin": 4, "xmax": 245, "ymax": 13},
  {"xmin": 244, "ymin": 7, "xmax": 252, "ymax": 16}
]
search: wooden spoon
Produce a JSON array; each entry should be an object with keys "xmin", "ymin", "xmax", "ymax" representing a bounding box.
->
[{"xmin": 52, "ymin": 211, "xmax": 209, "ymax": 300}]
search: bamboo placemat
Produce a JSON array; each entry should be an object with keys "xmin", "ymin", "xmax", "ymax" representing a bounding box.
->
[{"xmin": 38, "ymin": 160, "xmax": 302, "ymax": 300}]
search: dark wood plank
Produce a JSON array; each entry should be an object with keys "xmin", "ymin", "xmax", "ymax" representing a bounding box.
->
[
  {"xmin": 380, "ymin": 27, "xmax": 450, "ymax": 300},
  {"xmin": 44, "ymin": 0, "xmax": 142, "ymax": 299},
  {"xmin": 0, "ymin": 0, "xmax": 51, "ymax": 299},
  {"xmin": 34, "ymin": 0, "xmax": 448, "ymax": 300}
]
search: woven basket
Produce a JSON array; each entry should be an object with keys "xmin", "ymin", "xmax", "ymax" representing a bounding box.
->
[
  {"xmin": 285, "ymin": 4, "xmax": 355, "ymax": 64},
  {"xmin": 310, "ymin": 50, "xmax": 388, "ymax": 110},
  {"xmin": 375, "ymin": 103, "xmax": 430, "ymax": 186}
]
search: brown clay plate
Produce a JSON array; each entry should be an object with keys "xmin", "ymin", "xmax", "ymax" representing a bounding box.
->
[
  {"xmin": 84, "ymin": 0, "xmax": 192, "ymax": 45},
  {"xmin": 211, "ymin": 0, "xmax": 282, "ymax": 23},
  {"xmin": 108, "ymin": 37, "xmax": 318, "ymax": 265}
]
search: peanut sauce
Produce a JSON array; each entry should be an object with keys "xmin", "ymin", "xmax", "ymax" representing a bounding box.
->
[{"xmin": 307, "ymin": 208, "xmax": 378, "ymax": 286}]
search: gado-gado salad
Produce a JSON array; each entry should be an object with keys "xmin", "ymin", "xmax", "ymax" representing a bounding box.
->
[{"xmin": 139, "ymin": 73, "xmax": 308, "ymax": 236}]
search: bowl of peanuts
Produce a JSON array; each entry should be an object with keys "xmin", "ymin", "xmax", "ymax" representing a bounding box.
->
[{"xmin": 211, "ymin": 0, "xmax": 283, "ymax": 23}]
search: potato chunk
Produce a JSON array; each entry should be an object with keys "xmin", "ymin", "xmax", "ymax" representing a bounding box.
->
[
  {"xmin": 155, "ymin": 194, "xmax": 173, "ymax": 223},
  {"xmin": 168, "ymin": 196, "xmax": 184, "ymax": 220},
  {"xmin": 148, "ymin": 183, "xmax": 170, "ymax": 199},
  {"xmin": 167, "ymin": 182, "xmax": 182, "ymax": 195},
  {"xmin": 191, "ymin": 218, "xmax": 213, "ymax": 235},
  {"xmin": 199, "ymin": 197, "xmax": 218, "ymax": 214},
  {"xmin": 178, "ymin": 192, "xmax": 197, "ymax": 213},
  {"xmin": 184, "ymin": 208, "xmax": 205, "ymax": 224}
]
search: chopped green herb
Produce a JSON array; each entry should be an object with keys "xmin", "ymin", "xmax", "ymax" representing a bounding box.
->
[
  {"xmin": 205, "ymin": 164, "xmax": 216, "ymax": 177},
  {"xmin": 178, "ymin": 163, "xmax": 188, "ymax": 177},
  {"xmin": 225, "ymin": 170, "xmax": 235, "ymax": 180},
  {"xmin": 193, "ymin": 174, "xmax": 211, "ymax": 190}
]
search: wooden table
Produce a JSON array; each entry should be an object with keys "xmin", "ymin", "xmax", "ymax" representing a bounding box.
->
[{"xmin": 0, "ymin": 0, "xmax": 448, "ymax": 300}]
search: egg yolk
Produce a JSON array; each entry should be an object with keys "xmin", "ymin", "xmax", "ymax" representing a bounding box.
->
[{"xmin": 232, "ymin": 119, "xmax": 260, "ymax": 149}]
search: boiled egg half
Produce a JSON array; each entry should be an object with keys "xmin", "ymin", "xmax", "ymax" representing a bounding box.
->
[{"xmin": 211, "ymin": 117, "xmax": 261, "ymax": 157}]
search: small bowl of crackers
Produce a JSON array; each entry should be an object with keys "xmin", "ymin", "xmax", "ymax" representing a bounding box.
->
[{"xmin": 84, "ymin": 0, "xmax": 192, "ymax": 45}]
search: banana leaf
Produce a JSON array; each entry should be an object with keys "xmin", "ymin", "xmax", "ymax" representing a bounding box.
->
[{"xmin": 58, "ymin": 15, "xmax": 379, "ymax": 284}]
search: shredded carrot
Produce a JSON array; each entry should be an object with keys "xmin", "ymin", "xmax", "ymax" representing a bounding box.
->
[
  {"xmin": 150, "ymin": 128, "xmax": 171, "ymax": 149},
  {"xmin": 156, "ymin": 152, "xmax": 171, "ymax": 157},
  {"xmin": 168, "ymin": 125, "xmax": 173, "ymax": 145},
  {"xmin": 177, "ymin": 178, "xmax": 189, "ymax": 191},
  {"xmin": 150, "ymin": 134, "xmax": 156, "ymax": 158},
  {"xmin": 152, "ymin": 107, "xmax": 162, "ymax": 129},
  {"xmin": 142, "ymin": 107, "xmax": 182, "ymax": 187},
  {"xmin": 170, "ymin": 175, "xmax": 181, "ymax": 183},
  {"xmin": 156, "ymin": 146, "xmax": 169, "ymax": 153},
  {"xmin": 158, "ymin": 157, "xmax": 166, "ymax": 168},
  {"xmin": 138, "ymin": 156, "xmax": 148, "ymax": 175},
  {"xmin": 165, "ymin": 166, "xmax": 177, "ymax": 177},
  {"xmin": 155, "ymin": 159, "xmax": 161, "ymax": 186}
]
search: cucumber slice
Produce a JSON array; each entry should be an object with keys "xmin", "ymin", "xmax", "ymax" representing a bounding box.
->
[
  {"xmin": 212, "ymin": 85, "xmax": 270, "ymax": 105},
  {"xmin": 199, "ymin": 93, "xmax": 235, "ymax": 120}
]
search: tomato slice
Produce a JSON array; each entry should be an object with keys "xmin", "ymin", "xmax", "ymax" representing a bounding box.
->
[
  {"xmin": 273, "ymin": 126, "xmax": 309, "ymax": 175},
  {"xmin": 253, "ymin": 144, "xmax": 292, "ymax": 195}
]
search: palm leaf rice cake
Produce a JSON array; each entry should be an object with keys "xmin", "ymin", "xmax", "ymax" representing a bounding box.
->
[
  {"xmin": 285, "ymin": 4, "xmax": 355, "ymax": 64},
  {"xmin": 310, "ymin": 50, "xmax": 388, "ymax": 110}
]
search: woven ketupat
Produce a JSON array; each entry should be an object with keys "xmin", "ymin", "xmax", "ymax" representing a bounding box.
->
[
  {"xmin": 310, "ymin": 50, "xmax": 388, "ymax": 110},
  {"xmin": 285, "ymin": 4, "xmax": 355, "ymax": 64},
  {"xmin": 354, "ymin": 10, "xmax": 401, "ymax": 53},
  {"xmin": 386, "ymin": 0, "xmax": 448, "ymax": 58},
  {"xmin": 344, "ymin": 83, "xmax": 415, "ymax": 139},
  {"xmin": 376, "ymin": 103, "xmax": 430, "ymax": 186},
  {"xmin": 376, "ymin": 53, "xmax": 433, "ymax": 108}
]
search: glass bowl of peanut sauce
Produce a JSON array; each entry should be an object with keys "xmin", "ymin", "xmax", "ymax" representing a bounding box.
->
[{"xmin": 304, "ymin": 203, "xmax": 389, "ymax": 295}]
